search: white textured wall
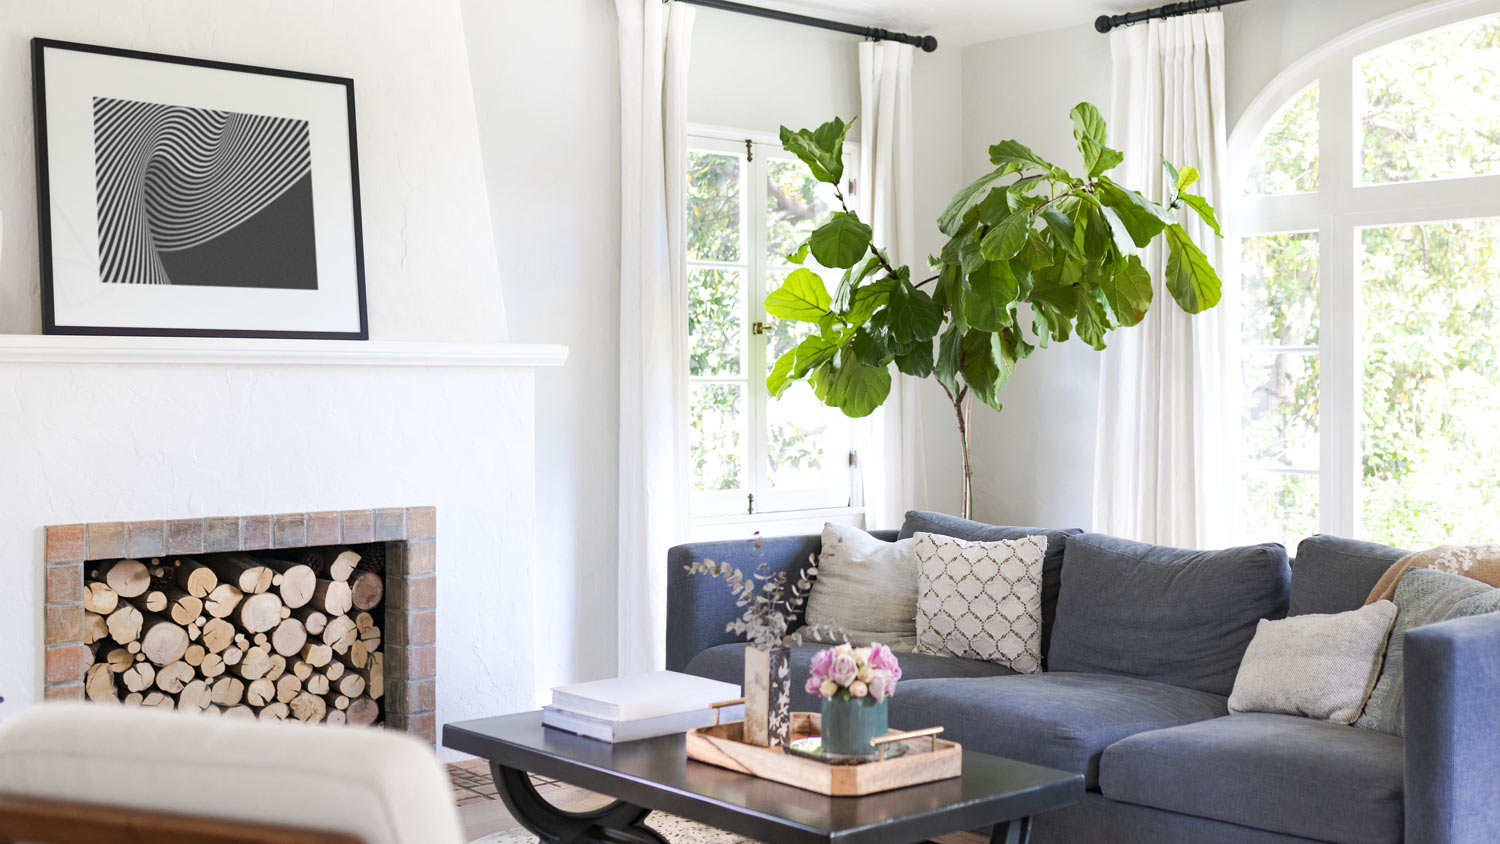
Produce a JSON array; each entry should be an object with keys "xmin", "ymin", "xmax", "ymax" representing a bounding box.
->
[
  {"xmin": 460, "ymin": 0, "xmax": 621, "ymax": 699},
  {"xmin": 0, "ymin": 344, "xmax": 541, "ymax": 762},
  {"xmin": 0, "ymin": 0, "xmax": 508, "ymax": 341}
]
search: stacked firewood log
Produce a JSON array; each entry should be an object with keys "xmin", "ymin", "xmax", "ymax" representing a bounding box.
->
[{"xmin": 82, "ymin": 546, "xmax": 383, "ymax": 727}]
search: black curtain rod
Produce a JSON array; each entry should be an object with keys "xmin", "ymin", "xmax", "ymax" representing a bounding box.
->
[
  {"xmin": 670, "ymin": 0, "xmax": 938, "ymax": 52},
  {"xmin": 1095, "ymin": 0, "xmax": 1249, "ymax": 34}
]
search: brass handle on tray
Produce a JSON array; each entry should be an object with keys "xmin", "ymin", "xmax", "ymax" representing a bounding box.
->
[
  {"xmin": 708, "ymin": 698, "xmax": 746, "ymax": 726},
  {"xmin": 870, "ymin": 726, "xmax": 944, "ymax": 760}
]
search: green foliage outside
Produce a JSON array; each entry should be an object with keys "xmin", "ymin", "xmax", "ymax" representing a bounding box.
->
[{"xmin": 763, "ymin": 105, "xmax": 1224, "ymax": 514}]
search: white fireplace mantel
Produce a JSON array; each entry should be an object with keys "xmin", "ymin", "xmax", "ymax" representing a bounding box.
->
[{"xmin": 0, "ymin": 335, "xmax": 568, "ymax": 368}]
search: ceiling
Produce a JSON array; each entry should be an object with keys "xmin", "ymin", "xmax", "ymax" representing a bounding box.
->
[{"xmin": 721, "ymin": 0, "xmax": 1147, "ymax": 47}]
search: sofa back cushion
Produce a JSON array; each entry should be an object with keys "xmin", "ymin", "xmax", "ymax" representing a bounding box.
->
[
  {"xmin": 1048, "ymin": 533, "xmax": 1291, "ymax": 697},
  {"xmin": 898, "ymin": 511, "xmax": 1081, "ymax": 663},
  {"xmin": 1290, "ymin": 535, "xmax": 1407, "ymax": 616}
]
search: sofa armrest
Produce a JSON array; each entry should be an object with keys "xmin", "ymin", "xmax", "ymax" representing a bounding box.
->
[
  {"xmin": 1403, "ymin": 612, "xmax": 1500, "ymax": 844},
  {"xmin": 664, "ymin": 530, "xmax": 898, "ymax": 671}
]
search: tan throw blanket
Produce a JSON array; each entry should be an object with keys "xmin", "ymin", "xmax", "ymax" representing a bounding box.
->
[{"xmin": 1366, "ymin": 544, "xmax": 1500, "ymax": 604}]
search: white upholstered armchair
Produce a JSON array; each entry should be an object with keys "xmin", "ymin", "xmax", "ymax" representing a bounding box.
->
[{"xmin": 0, "ymin": 703, "xmax": 464, "ymax": 844}]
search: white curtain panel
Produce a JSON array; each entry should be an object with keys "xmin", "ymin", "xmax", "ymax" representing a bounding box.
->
[
  {"xmin": 1093, "ymin": 13, "xmax": 1235, "ymax": 547},
  {"xmin": 856, "ymin": 41, "xmax": 928, "ymax": 530},
  {"xmin": 616, "ymin": 0, "xmax": 694, "ymax": 674}
]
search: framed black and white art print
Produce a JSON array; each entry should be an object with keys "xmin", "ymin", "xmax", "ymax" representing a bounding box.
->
[{"xmin": 32, "ymin": 39, "xmax": 368, "ymax": 339}]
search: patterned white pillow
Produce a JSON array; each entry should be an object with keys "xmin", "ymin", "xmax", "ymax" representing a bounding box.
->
[{"xmin": 913, "ymin": 531, "xmax": 1048, "ymax": 673}]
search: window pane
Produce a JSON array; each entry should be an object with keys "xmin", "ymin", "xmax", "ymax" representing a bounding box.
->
[
  {"xmin": 1361, "ymin": 218, "xmax": 1500, "ymax": 546},
  {"xmin": 688, "ymin": 152, "xmax": 742, "ymax": 262},
  {"xmin": 1238, "ymin": 471, "xmax": 1319, "ymax": 551},
  {"xmin": 1244, "ymin": 83, "xmax": 1319, "ymax": 196},
  {"xmin": 766, "ymin": 158, "xmax": 838, "ymax": 264},
  {"xmin": 767, "ymin": 384, "xmax": 836, "ymax": 491},
  {"xmin": 765, "ymin": 270, "xmax": 817, "ymax": 375},
  {"xmin": 689, "ymin": 269, "xmax": 743, "ymax": 376},
  {"xmin": 1359, "ymin": 15, "xmax": 1500, "ymax": 185},
  {"xmin": 690, "ymin": 383, "xmax": 745, "ymax": 492},
  {"xmin": 1241, "ymin": 232, "xmax": 1320, "ymax": 346},
  {"xmin": 1243, "ymin": 352, "xmax": 1320, "ymax": 469}
]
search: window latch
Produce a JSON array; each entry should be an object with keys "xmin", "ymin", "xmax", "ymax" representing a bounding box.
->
[
  {"xmin": 747, "ymin": 493, "xmax": 755, "ymax": 515},
  {"xmin": 751, "ymin": 321, "xmax": 769, "ymax": 336}
]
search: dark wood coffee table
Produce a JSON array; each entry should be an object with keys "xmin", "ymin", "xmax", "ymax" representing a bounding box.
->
[{"xmin": 444, "ymin": 712, "xmax": 1082, "ymax": 844}]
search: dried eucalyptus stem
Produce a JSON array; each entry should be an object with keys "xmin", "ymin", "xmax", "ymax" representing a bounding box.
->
[{"xmin": 684, "ymin": 555, "xmax": 846, "ymax": 650}]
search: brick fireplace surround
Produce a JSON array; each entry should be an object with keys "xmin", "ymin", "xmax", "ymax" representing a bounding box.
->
[{"xmin": 42, "ymin": 506, "xmax": 437, "ymax": 742}]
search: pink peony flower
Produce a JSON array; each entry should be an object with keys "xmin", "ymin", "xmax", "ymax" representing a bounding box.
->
[
  {"xmin": 810, "ymin": 647, "xmax": 834, "ymax": 681},
  {"xmin": 868, "ymin": 642, "xmax": 903, "ymax": 681},
  {"xmin": 868, "ymin": 671, "xmax": 889, "ymax": 702},
  {"xmin": 820, "ymin": 678, "xmax": 839, "ymax": 697},
  {"xmin": 830, "ymin": 652, "xmax": 859, "ymax": 686},
  {"xmin": 805, "ymin": 675, "xmax": 823, "ymax": 696}
]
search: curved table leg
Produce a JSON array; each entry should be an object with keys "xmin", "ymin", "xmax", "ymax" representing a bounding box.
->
[
  {"xmin": 989, "ymin": 816, "xmax": 1032, "ymax": 844},
  {"xmin": 491, "ymin": 764, "xmax": 670, "ymax": 844}
]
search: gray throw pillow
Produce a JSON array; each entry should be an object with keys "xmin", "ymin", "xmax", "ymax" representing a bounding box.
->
[
  {"xmin": 1228, "ymin": 601, "xmax": 1398, "ymax": 724},
  {"xmin": 1047, "ymin": 533, "xmax": 1291, "ymax": 697},
  {"xmin": 795, "ymin": 522, "xmax": 918, "ymax": 651},
  {"xmin": 898, "ymin": 511, "xmax": 1081, "ymax": 663},
  {"xmin": 1356, "ymin": 568, "xmax": 1500, "ymax": 735}
]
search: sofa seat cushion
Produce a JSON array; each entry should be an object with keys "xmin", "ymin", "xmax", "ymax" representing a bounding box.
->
[
  {"xmin": 1098, "ymin": 712, "xmax": 1404, "ymax": 844},
  {"xmin": 684, "ymin": 643, "xmax": 1015, "ymax": 712},
  {"xmin": 887, "ymin": 673, "xmax": 1227, "ymax": 789}
]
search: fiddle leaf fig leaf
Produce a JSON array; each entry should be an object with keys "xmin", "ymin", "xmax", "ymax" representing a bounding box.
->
[
  {"xmin": 1075, "ymin": 286, "xmax": 1112, "ymax": 351},
  {"xmin": 960, "ymin": 330, "xmax": 1012, "ymax": 412},
  {"xmin": 1096, "ymin": 177, "xmax": 1172, "ymax": 247},
  {"xmin": 846, "ymin": 278, "xmax": 894, "ymax": 326},
  {"xmin": 980, "ymin": 208, "xmax": 1033, "ymax": 261},
  {"xmin": 780, "ymin": 117, "xmax": 852, "ymax": 184},
  {"xmin": 850, "ymin": 327, "xmax": 890, "ymax": 366},
  {"xmin": 894, "ymin": 340, "xmax": 934, "ymax": 378},
  {"xmin": 765, "ymin": 268, "xmax": 832, "ymax": 321},
  {"xmin": 809, "ymin": 212, "xmax": 874, "ymax": 269},
  {"xmin": 938, "ymin": 165, "xmax": 1018, "ymax": 235},
  {"xmin": 767, "ymin": 348, "xmax": 797, "ymax": 397},
  {"xmin": 988, "ymin": 139, "xmax": 1055, "ymax": 173},
  {"xmin": 935, "ymin": 325, "xmax": 963, "ymax": 395},
  {"xmin": 1164, "ymin": 224, "xmax": 1223, "ymax": 313},
  {"xmin": 790, "ymin": 333, "xmax": 838, "ymax": 379},
  {"xmin": 886, "ymin": 279, "xmax": 944, "ymax": 344},
  {"xmin": 1041, "ymin": 208, "xmax": 1081, "ymax": 258},
  {"xmin": 1069, "ymin": 102, "xmax": 1123, "ymax": 176},
  {"xmin": 1101, "ymin": 255, "xmax": 1153, "ymax": 327},
  {"xmin": 824, "ymin": 358, "xmax": 891, "ymax": 418},
  {"xmin": 786, "ymin": 239, "xmax": 811, "ymax": 265},
  {"xmin": 1175, "ymin": 165, "xmax": 1200, "ymax": 193},
  {"xmin": 963, "ymin": 260, "xmax": 1020, "ymax": 333},
  {"xmin": 1179, "ymin": 193, "xmax": 1223, "ymax": 238}
]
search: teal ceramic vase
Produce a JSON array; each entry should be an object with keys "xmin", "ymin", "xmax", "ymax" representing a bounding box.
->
[{"xmin": 819, "ymin": 695, "xmax": 888, "ymax": 760}]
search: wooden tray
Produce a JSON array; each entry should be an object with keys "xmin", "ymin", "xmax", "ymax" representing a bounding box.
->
[{"xmin": 686, "ymin": 712, "xmax": 961, "ymax": 796}]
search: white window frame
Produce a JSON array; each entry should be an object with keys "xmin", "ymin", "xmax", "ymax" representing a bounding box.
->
[
  {"xmin": 1228, "ymin": 0, "xmax": 1500, "ymax": 543},
  {"xmin": 686, "ymin": 126, "xmax": 862, "ymax": 528}
]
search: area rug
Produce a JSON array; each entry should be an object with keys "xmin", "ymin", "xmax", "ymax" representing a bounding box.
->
[{"xmin": 469, "ymin": 813, "xmax": 754, "ymax": 844}]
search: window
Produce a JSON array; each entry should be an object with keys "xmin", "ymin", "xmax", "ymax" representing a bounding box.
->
[
  {"xmin": 1231, "ymin": 4, "xmax": 1500, "ymax": 549},
  {"xmin": 686, "ymin": 132, "xmax": 859, "ymax": 519}
]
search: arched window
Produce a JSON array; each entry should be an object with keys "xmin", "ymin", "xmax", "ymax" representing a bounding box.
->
[{"xmin": 1230, "ymin": 1, "xmax": 1500, "ymax": 549}]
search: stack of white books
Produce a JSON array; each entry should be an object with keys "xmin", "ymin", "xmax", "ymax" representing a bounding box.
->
[{"xmin": 542, "ymin": 670, "xmax": 743, "ymax": 743}]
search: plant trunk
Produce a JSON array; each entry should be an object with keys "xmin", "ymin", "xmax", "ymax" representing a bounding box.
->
[{"xmin": 952, "ymin": 392, "xmax": 973, "ymax": 520}]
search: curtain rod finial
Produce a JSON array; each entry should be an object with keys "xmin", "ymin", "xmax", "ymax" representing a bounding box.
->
[
  {"xmin": 918, "ymin": 35, "xmax": 938, "ymax": 52},
  {"xmin": 1095, "ymin": 15, "xmax": 1115, "ymax": 33}
]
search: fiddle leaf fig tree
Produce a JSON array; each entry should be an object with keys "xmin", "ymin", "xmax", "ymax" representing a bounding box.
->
[{"xmin": 765, "ymin": 104, "xmax": 1225, "ymax": 518}]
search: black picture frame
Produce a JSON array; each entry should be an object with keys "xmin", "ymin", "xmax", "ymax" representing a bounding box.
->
[{"xmin": 31, "ymin": 38, "xmax": 369, "ymax": 340}]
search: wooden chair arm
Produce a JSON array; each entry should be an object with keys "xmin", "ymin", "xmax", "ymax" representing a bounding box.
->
[{"xmin": 0, "ymin": 794, "xmax": 367, "ymax": 844}]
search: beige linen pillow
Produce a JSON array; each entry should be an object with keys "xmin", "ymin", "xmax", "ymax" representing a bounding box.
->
[
  {"xmin": 795, "ymin": 522, "xmax": 918, "ymax": 651},
  {"xmin": 1228, "ymin": 600, "xmax": 1398, "ymax": 724},
  {"xmin": 913, "ymin": 531, "xmax": 1048, "ymax": 673}
]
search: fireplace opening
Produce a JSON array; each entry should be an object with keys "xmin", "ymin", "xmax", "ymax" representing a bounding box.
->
[{"xmin": 44, "ymin": 509, "xmax": 435, "ymax": 741}]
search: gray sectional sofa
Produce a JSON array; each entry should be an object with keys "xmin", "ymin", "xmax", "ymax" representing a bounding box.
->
[{"xmin": 667, "ymin": 511, "xmax": 1500, "ymax": 844}]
